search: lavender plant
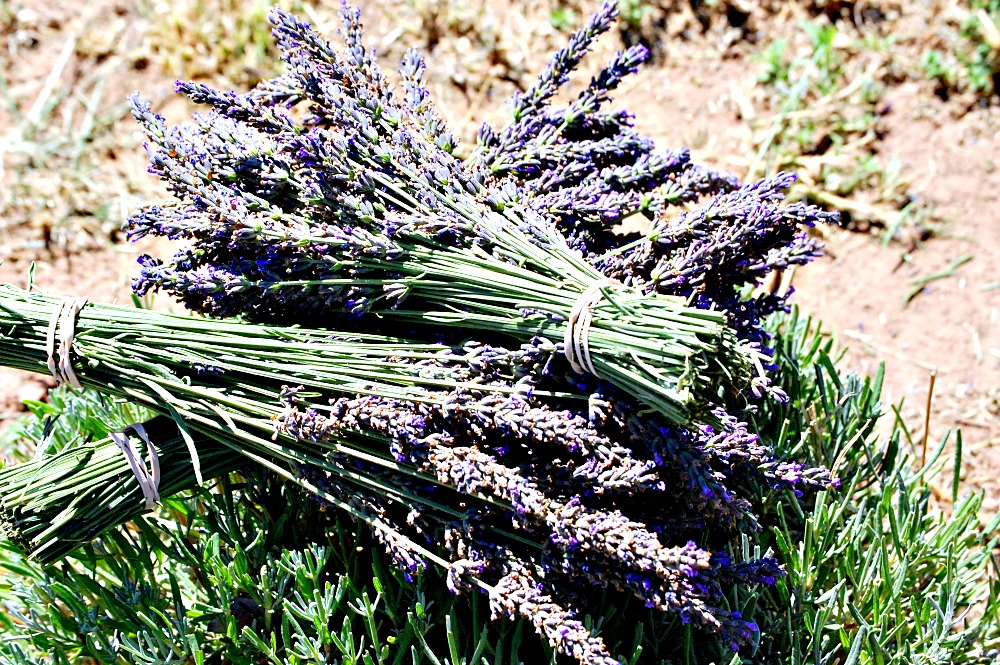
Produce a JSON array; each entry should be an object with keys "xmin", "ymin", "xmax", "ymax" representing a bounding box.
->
[{"xmin": 3, "ymin": 311, "xmax": 998, "ymax": 664}]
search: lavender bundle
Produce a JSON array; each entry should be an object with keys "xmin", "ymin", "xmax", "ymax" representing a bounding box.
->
[
  {"xmin": 470, "ymin": 4, "xmax": 838, "ymax": 351},
  {"xmin": 124, "ymin": 4, "xmax": 780, "ymax": 426},
  {"xmin": 0, "ymin": 416, "xmax": 226, "ymax": 561},
  {"xmin": 0, "ymin": 284, "xmax": 833, "ymax": 660}
]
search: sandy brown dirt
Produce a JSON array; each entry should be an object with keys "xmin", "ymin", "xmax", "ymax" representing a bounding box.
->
[
  {"xmin": 0, "ymin": 0, "xmax": 178, "ymax": 420},
  {"xmin": 792, "ymin": 89, "xmax": 1000, "ymax": 512},
  {"xmin": 1, "ymin": 0, "xmax": 998, "ymax": 506}
]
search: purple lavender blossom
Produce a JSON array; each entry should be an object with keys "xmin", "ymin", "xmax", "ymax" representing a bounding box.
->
[{"xmin": 489, "ymin": 558, "xmax": 621, "ymax": 665}]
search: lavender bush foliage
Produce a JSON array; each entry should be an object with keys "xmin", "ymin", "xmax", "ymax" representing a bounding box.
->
[{"xmin": 115, "ymin": 2, "xmax": 839, "ymax": 661}]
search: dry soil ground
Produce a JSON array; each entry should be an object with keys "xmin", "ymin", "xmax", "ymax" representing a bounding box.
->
[{"xmin": 1, "ymin": 0, "xmax": 998, "ymax": 512}]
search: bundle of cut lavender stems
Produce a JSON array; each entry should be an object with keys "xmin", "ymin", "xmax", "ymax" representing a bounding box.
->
[{"xmin": 0, "ymin": 2, "xmax": 839, "ymax": 661}]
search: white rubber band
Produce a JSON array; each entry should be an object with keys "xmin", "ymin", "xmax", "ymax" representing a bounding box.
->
[
  {"xmin": 110, "ymin": 424, "xmax": 161, "ymax": 510},
  {"xmin": 563, "ymin": 280, "xmax": 619, "ymax": 377},
  {"xmin": 45, "ymin": 297, "xmax": 88, "ymax": 389},
  {"xmin": 58, "ymin": 298, "xmax": 87, "ymax": 389},
  {"xmin": 45, "ymin": 300, "xmax": 68, "ymax": 383}
]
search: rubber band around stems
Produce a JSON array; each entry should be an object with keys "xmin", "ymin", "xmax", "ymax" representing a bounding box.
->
[
  {"xmin": 563, "ymin": 279, "xmax": 621, "ymax": 377},
  {"xmin": 109, "ymin": 424, "xmax": 161, "ymax": 510},
  {"xmin": 46, "ymin": 297, "xmax": 161, "ymax": 508},
  {"xmin": 45, "ymin": 297, "xmax": 88, "ymax": 389}
]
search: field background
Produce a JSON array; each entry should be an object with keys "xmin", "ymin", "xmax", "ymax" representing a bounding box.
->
[{"xmin": 1, "ymin": 0, "xmax": 998, "ymax": 513}]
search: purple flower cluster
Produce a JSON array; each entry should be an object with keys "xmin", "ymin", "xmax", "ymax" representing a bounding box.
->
[
  {"xmin": 277, "ymin": 394, "xmax": 768, "ymax": 644},
  {"xmin": 471, "ymin": 21, "xmax": 839, "ymax": 354},
  {"xmin": 274, "ymin": 367, "xmax": 825, "ymax": 656},
  {"xmin": 124, "ymin": 2, "xmax": 840, "ymax": 661},
  {"xmin": 595, "ymin": 172, "xmax": 837, "ymax": 348},
  {"xmin": 489, "ymin": 556, "xmax": 621, "ymax": 665}
]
